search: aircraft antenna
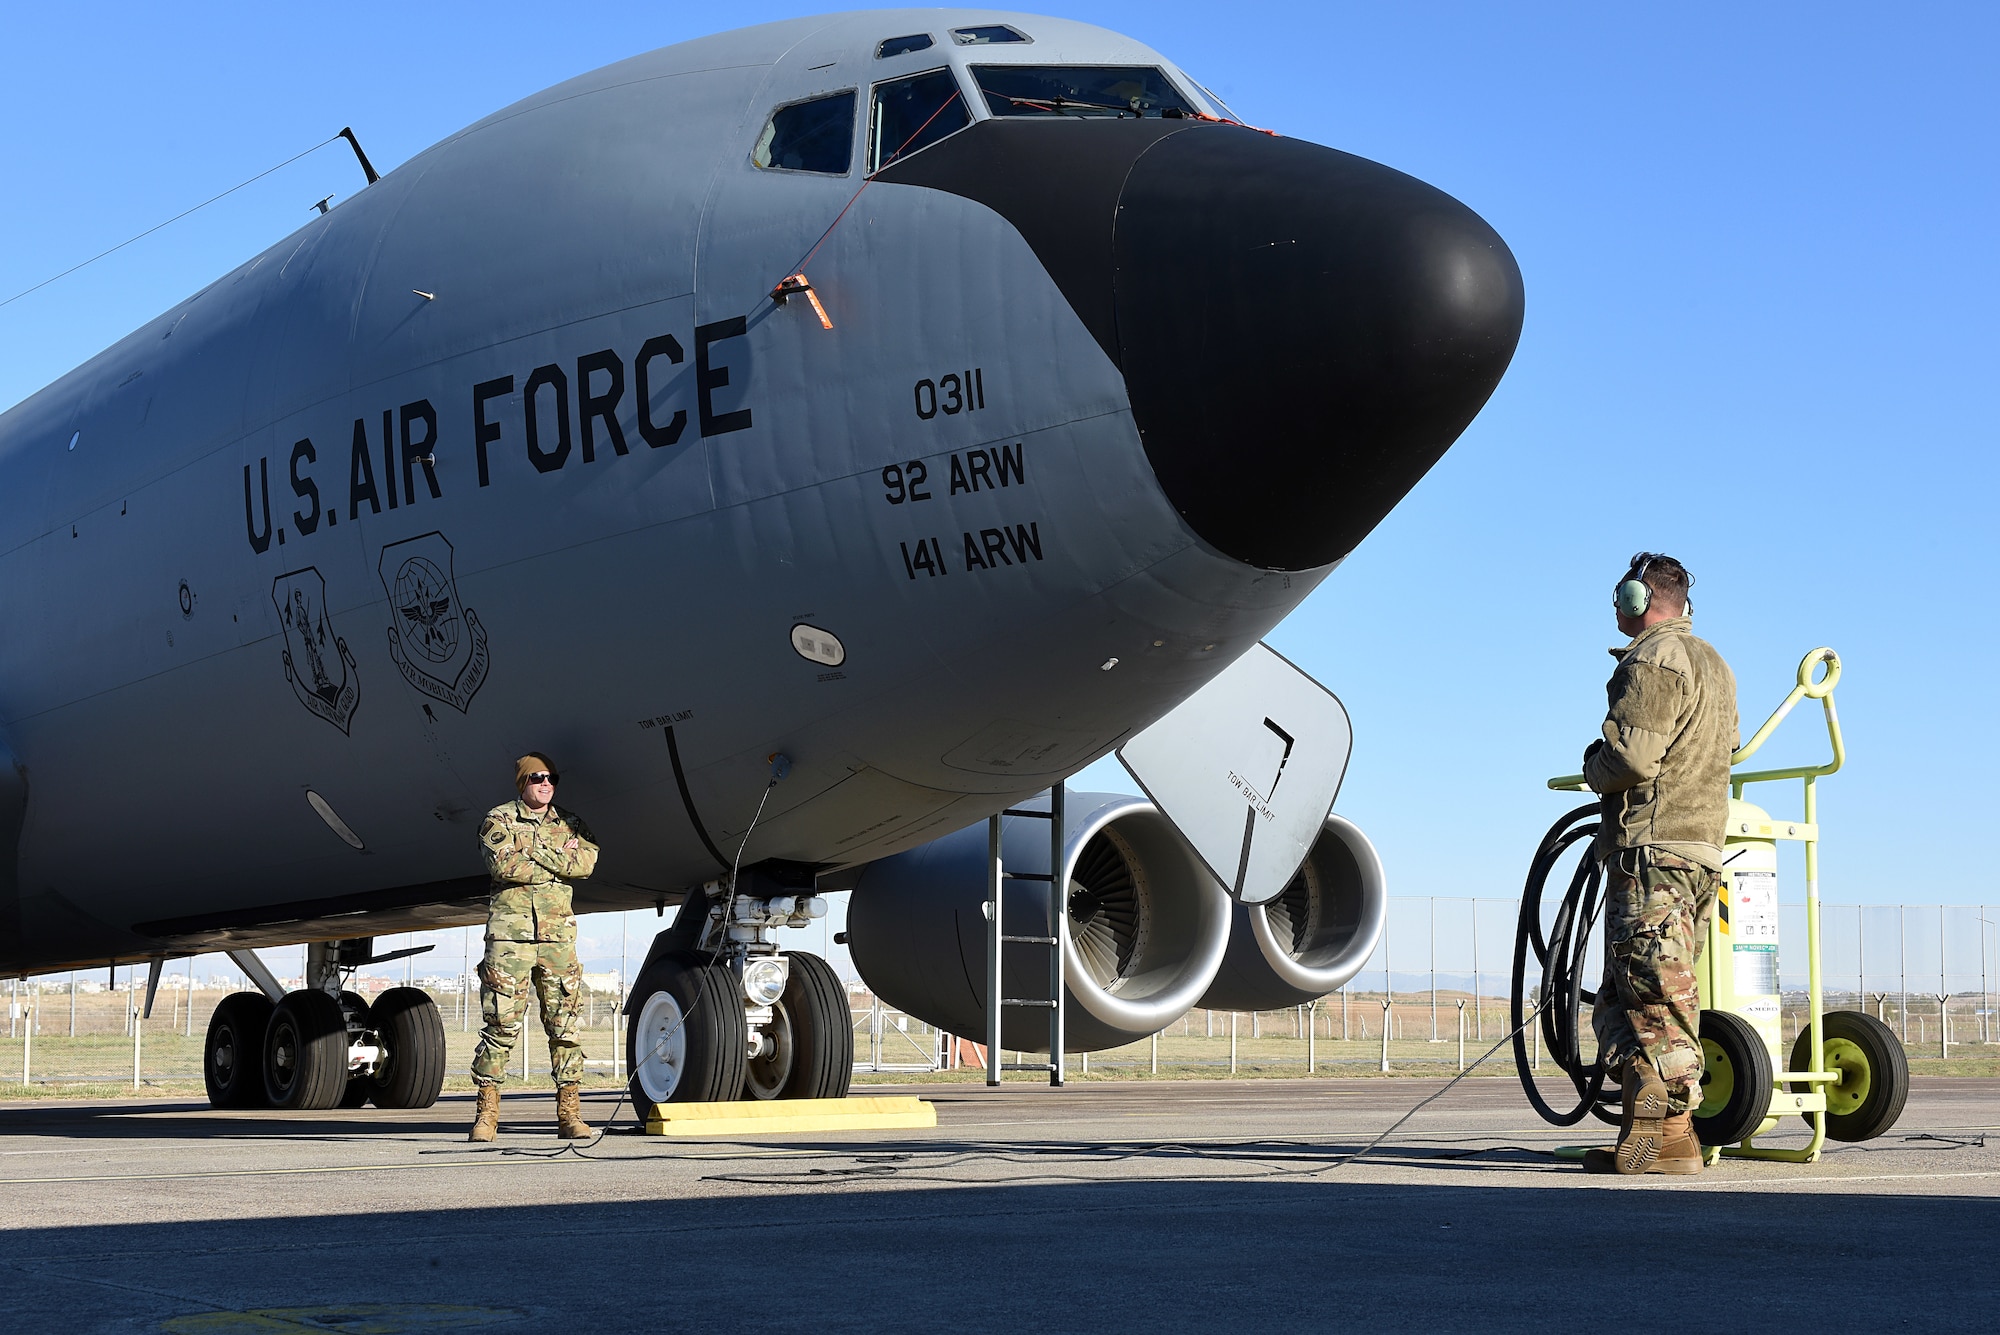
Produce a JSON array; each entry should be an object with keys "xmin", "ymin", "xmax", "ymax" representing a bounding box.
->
[{"xmin": 338, "ymin": 127, "xmax": 381, "ymax": 184}]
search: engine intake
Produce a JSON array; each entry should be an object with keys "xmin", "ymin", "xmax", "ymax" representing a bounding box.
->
[
  {"xmin": 845, "ymin": 794, "xmax": 1231, "ymax": 1052},
  {"xmin": 1198, "ymin": 813, "xmax": 1386, "ymax": 1012}
]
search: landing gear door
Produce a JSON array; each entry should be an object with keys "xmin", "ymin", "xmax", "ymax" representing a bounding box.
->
[{"xmin": 1116, "ymin": 643, "xmax": 1352, "ymax": 905}]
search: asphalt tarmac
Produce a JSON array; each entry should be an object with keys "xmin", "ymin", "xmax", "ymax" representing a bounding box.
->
[{"xmin": 3, "ymin": 1075, "xmax": 1997, "ymax": 1333}]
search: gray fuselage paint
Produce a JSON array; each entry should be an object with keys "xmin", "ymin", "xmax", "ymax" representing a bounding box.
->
[{"xmin": 0, "ymin": 13, "xmax": 1329, "ymax": 971}]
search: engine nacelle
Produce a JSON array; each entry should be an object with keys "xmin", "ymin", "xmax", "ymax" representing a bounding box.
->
[
  {"xmin": 1198, "ymin": 813, "xmax": 1386, "ymax": 1012},
  {"xmin": 846, "ymin": 793, "xmax": 1231, "ymax": 1052}
]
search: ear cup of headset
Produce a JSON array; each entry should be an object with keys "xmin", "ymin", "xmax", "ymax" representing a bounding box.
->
[{"xmin": 1616, "ymin": 578, "xmax": 1652, "ymax": 618}]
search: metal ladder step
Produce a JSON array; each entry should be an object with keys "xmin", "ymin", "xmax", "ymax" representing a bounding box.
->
[{"xmin": 987, "ymin": 783, "xmax": 1066, "ymax": 1088}]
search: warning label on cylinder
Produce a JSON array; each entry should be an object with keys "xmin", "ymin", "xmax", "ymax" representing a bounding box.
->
[
  {"xmin": 1731, "ymin": 870, "xmax": 1779, "ymax": 943},
  {"xmin": 1734, "ymin": 943, "xmax": 1779, "ymax": 996}
]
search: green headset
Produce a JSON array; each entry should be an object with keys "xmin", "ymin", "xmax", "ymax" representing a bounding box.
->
[{"xmin": 1615, "ymin": 552, "xmax": 1690, "ymax": 618}]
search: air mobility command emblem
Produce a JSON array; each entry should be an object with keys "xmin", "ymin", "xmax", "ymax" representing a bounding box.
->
[
  {"xmin": 271, "ymin": 566, "xmax": 360, "ymax": 734},
  {"xmin": 378, "ymin": 531, "xmax": 490, "ymax": 713}
]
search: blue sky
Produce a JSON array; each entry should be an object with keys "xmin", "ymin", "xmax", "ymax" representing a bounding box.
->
[{"xmin": 3, "ymin": 4, "xmax": 1994, "ymax": 993}]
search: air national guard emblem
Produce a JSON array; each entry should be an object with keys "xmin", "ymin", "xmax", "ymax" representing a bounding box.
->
[
  {"xmin": 378, "ymin": 531, "xmax": 490, "ymax": 713},
  {"xmin": 271, "ymin": 566, "xmax": 360, "ymax": 735}
]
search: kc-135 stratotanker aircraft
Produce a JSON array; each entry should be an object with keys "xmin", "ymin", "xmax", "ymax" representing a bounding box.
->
[{"xmin": 0, "ymin": 11, "xmax": 1521, "ymax": 1114}]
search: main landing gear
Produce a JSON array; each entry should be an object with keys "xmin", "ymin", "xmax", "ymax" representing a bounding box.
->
[
  {"xmin": 625, "ymin": 868, "xmax": 852, "ymax": 1115},
  {"xmin": 203, "ymin": 939, "xmax": 447, "ymax": 1112}
]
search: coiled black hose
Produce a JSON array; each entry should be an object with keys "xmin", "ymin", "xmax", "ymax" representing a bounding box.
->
[{"xmin": 1510, "ymin": 803, "xmax": 1620, "ymax": 1126}]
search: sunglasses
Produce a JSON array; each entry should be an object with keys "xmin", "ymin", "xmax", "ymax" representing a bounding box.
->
[{"xmin": 524, "ymin": 771, "xmax": 558, "ymax": 787}]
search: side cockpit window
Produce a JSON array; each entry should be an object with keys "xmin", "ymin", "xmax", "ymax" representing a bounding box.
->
[
  {"xmin": 951, "ymin": 25, "xmax": 1030, "ymax": 45},
  {"xmin": 974, "ymin": 66, "xmax": 1196, "ymax": 119},
  {"xmin": 876, "ymin": 33, "xmax": 934, "ymax": 58},
  {"xmin": 753, "ymin": 90, "xmax": 857, "ymax": 175},
  {"xmin": 869, "ymin": 69, "xmax": 971, "ymax": 171}
]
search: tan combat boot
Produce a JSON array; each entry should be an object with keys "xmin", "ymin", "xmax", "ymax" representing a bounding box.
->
[
  {"xmin": 1652, "ymin": 1112, "xmax": 1705, "ymax": 1174},
  {"xmin": 468, "ymin": 1083, "xmax": 501, "ymax": 1143},
  {"xmin": 555, "ymin": 1083, "xmax": 592, "ymax": 1139},
  {"xmin": 1582, "ymin": 1055, "xmax": 1670, "ymax": 1175}
]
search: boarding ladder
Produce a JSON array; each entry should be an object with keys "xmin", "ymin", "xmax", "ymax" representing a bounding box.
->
[{"xmin": 985, "ymin": 782, "xmax": 1067, "ymax": 1086}]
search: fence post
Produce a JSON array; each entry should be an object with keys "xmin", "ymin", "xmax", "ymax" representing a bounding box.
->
[
  {"xmin": 1150, "ymin": 1030, "xmax": 1158, "ymax": 1075},
  {"xmin": 1472, "ymin": 897, "xmax": 1482, "ymax": 1041},
  {"xmin": 1378, "ymin": 1000, "xmax": 1391, "ymax": 1072},
  {"xmin": 1531, "ymin": 987, "xmax": 1541, "ymax": 1071},
  {"xmin": 69, "ymin": 970, "xmax": 76, "ymax": 1038},
  {"xmin": 1456, "ymin": 1000, "xmax": 1465, "ymax": 1073},
  {"xmin": 1428, "ymin": 896, "xmax": 1439, "ymax": 1041},
  {"xmin": 1342, "ymin": 989, "xmax": 1349, "ymax": 1041},
  {"xmin": 132, "ymin": 995, "xmax": 142, "ymax": 1092},
  {"xmin": 1857, "ymin": 903, "xmax": 1865, "ymax": 1025},
  {"xmin": 21, "ymin": 983, "xmax": 32, "ymax": 1088},
  {"xmin": 1899, "ymin": 905, "xmax": 1907, "ymax": 1041},
  {"xmin": 1308, "ymin": 1000, "xmax": 1318, "ymax": 1074},
  {"xmin": 1939, "ymin": 994, "xmax": 1950, "ymax": 1059},
  {"xmin": 1230, "ymin": 1012, "xmax": 1238, "ymax": 1075}
]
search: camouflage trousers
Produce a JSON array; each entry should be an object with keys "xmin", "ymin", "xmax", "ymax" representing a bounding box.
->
[
  {"xmin": 1592, "ymin": 848, "xmax": 1722, "ymax": 1114},
  {"xmin": 470, "ymin": 938, "xmax": 586, "ymax": 1086}
]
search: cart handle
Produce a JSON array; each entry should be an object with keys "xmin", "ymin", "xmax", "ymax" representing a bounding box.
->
[{"xmin": 1548, "ymin": 647, "xmax": 1844, "ymax": 793}]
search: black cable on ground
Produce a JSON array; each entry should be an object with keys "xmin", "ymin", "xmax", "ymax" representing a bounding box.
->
[{"xmin": 1511, "ymin": 803, "xmax": 1620, "ymax": 1127}]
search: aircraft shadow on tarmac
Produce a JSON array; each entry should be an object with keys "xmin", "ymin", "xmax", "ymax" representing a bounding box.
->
[
  {"xmin": 1, "ymin": 1180, "xmax": 1996, "ymax": 1334},
  {"xmin": 0, "ymin": 1092, "xmax": 498, "ymax": 1141}
]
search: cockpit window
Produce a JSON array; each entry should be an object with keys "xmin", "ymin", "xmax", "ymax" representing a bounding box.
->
[
  {"xmin": 876, "ymin": 33, "xmax": 934, "ymax": 58},
  {"xmin": 753, "ymin": 90, "xmax": 856, "ymax": 175},
  {"xmin": 974, "ymin": 66, "xmax": 1196, "ymax": 119},
  {"xmin": 951, "ymin": 24, "xmax": 1030, "ymax": 45},
  {"xmin": 869, "ymin": 69, "xmax": 970, "ymax": 171}
]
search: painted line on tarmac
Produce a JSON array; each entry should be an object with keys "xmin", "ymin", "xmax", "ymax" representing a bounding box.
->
[
  {"xmin": 0, "ymin": 1157, "xmax": 574, "ymax": 1186},
  {"xmin": 0, "ymin": 1141, "xmax": 852, "ymax": 1185},
  {"xmin": 1676, "ymin": 1169, "xmax": 2000, "ymax": 1188}
]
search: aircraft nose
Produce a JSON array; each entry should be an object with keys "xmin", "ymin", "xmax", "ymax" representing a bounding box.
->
[{"xmin": 1113, "ymin": 128, "xmax": 1524, "ymax": 571}]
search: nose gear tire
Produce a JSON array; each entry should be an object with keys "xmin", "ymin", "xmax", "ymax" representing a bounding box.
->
[
  {"xmin": 626, "ymin": 953, "xmax": 749, "ymax": 1117},
  {"xmin": 1787, "ymin": 1009, "xmax": 1908, "ymax": 1142},
  {"xmin": 1692, "ymin": 1008, "xmax": 1774, "ymax": 1147},
  {"xmin": 742, "ymin": 950, "xmax": 852, "ymax": 1102}
]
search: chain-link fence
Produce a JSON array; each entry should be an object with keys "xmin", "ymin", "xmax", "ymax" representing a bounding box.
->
[
  {"xmin": 847, "ymin": 895, "xmax": 2000, "ymax": 1079},
  {"xmin": 0, "ymin": 975, "xmax": 635, "ymax": 1094},
  {"xmin": 7, "ymin": 896, "xmax": 1998, "ymax": 1091}
]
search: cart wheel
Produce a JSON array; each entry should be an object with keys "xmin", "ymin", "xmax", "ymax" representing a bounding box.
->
[
  {"xmin": 1788, "ymin": 1009, "xmax": 1909, "ymax": 1142},
  {"xmin": 1692, "ymin": 1009, "xmax": 1773, "ymax": 1147}
]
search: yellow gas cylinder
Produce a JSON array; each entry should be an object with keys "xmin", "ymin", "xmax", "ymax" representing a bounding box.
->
[{"xmin": 1708, "ymin": 797, "xmax": 1784, "ymax": 1070}]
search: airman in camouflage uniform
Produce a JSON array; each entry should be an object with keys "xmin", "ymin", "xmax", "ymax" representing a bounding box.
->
[
  {"xmin": 468, "ymin": 754, "xmax": 599, "ymax": 1142},
  {"xmin": 1581, "ymin": 554, "xmax": 1738, "ymax": 1175}
]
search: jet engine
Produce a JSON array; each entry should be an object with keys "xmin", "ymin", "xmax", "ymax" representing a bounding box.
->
[
  {"xmin": 845, "ymin": 794, "xmax": 1231, "ymax": 1052},
  {"xmin": 1198, "ymin": 813, "xmax": 1386, "ymax": 1012}
]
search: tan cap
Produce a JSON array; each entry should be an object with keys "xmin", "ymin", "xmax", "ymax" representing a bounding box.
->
[{"xmin": 515, "ymin": 753, "xmax": 558, "ymax": 792}]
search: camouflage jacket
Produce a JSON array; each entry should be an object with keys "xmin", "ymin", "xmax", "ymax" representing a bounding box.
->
[
  {"xmin": 1584, "ymin": 616, "xmax": 1739, "ymax": 871},
  {"xmin": 479, "ymin": 799, "xmax": 600, "ymax": 942}
]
